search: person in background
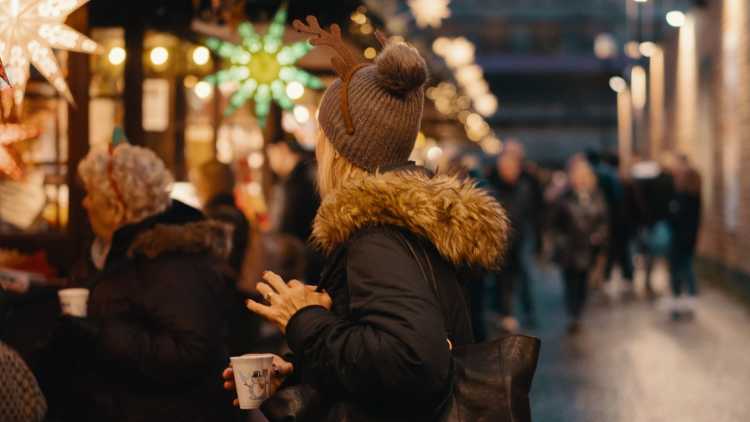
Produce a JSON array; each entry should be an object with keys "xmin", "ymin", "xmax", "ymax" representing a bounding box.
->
[
  {"xmin": 499, "ymin": 140, "xmax": 542, "ymax": 327},
  {"xmin": 266, "ymin": 136, "xmax": 323, "ymax": 282},
  {"xmin": 552, "ymin": 156, "xmax": 609, "ymax": 334},
  {"xmin": 0, "ymin": 341, "xmax": 47, "ymax": 422},
  {"xmin": 41, "ymin": 142, "xmax": 235, "ymax": 422},
  {"xmin": 488, "ymin": 151, "xmax": 536, "ymax": 332},
  {"xmin": 667, "ymin": 154, "xmax": 702, "ymax": 320},
  {"xmin": 194, "ymin": 160, "xmax": 250, "ymax": 275},
  {"xmin": 194, "ymin": 159, "xmax": 262, "ymax": 356},
  {"xmin": 586, "ymin": 150, "xmax": 635, "ymax": 296},
  {"xmin": 628, "ymin": 157, "xmax": 675, "ymax": 298}
]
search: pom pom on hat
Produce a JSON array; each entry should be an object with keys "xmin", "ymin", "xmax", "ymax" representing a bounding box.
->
[{"xmin": 375, "ymin": 43, "xmax": 428, "ymax": 96}]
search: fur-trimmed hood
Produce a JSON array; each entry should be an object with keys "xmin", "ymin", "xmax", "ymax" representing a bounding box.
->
[
  {"xmin": 311, "ymin": 169, "xmax": 509, "ymax": 269},
  {"xmin": 127, "ymin": 220, "xmax": 233, "ymax": 260}
]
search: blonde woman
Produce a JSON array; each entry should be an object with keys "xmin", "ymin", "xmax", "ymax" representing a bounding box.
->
[{"xmin": 225, "ymin": 20, "xmax": 509, "ymax": 421}]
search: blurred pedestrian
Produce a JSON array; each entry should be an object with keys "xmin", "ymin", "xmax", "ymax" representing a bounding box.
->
[
  {"xmin": 667, "ymin": 154, "xmax": 702, "ymax": 320},
  {"xmin": 586, "ymin": 150, "xmax": 635, "ymax": 293},
  {"xmin": 194, "ymin": 159, "xmax": 265, "ymax": 356},
  {"xmin": 266, "ymin": 136, "xmax": 323, "ymax": 282},
  {"xmin": 228, "ymin": 37, "xmax": 509, "ymax": 421},
  {"xmin": 194, "ymin": 159, "xmax": 250, "ymax": 275},
  {"xmin": 552, "ymin": 157, "xmax": 609, "ymax": 333},
  {"xmin": 504, "ymin": 141, "xmax": 543, "ymax": 326},
  {"xmin": 41, "ymin": 142, "xmax": 236, "ymax": 422},
  {"xmin": 488, "ymin": 151, "xmax": 537, "ymax": 331},
  {"xmin": 628, "ymin": 158, "xmax": 675, "ymax": 298},
  {"xmin": 0, "ymin": 341, "xmax": 47, "ymax": 422}
]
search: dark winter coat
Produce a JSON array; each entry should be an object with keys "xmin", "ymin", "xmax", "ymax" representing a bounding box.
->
[
  {"xmin": 275, "ymin": 160, "xmax": 320, "ymax": 242},
  {"xmin": 204, "ymin": 193, "xmax": 250, "ymax": 274},
  {"xmin": 486, "ymin": 173, "xmax": 536, "ymax": 267},
  {"xmin": 628, "ymin": 171, "xmax": 675, "ymax": 227},
  {"xmin": 42, "ymin": 202, "xmax": 236, "ymax": 422},
  {"xmin": 668, "ymin": 191, "xmax": 701, "ymax": 254},
  {"xmin": 280, "ymin": 167, "xmax": 509, "ymax": 421},
  {"xmin": 273, "ymin": 159, "xmax": 324, "ymax": 282},
  {"xmin": 552, "ymin": 189, "xmax": 609, "ymax": 271}
]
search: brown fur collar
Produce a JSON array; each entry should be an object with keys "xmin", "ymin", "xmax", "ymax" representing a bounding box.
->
[
  {"xmin": 127, "ymin": 220, "xmax": 233, "ymax": 260},
  {"xmin": 311, "ymin": 170, "xmax": 509, "ymax": 269}
]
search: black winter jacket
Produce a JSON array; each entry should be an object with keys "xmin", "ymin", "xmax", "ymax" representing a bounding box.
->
[
  {"xmin": 552, "ymin": 189, "xmax": 609, "ymax": 271},
  {"xmin": 42, "ymin": 202, "xmax": 237, "ymax": 422},
  {"xmin": 280, "ymin": 167, "xmax": 509, "ymax": 421}
]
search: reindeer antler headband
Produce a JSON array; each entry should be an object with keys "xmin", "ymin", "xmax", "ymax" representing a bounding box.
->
[{"xmin": 293, "ymin": 16, "xmax": 387, "ymax": 135}]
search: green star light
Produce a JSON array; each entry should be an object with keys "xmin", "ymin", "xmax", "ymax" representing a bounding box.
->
[{"xmin": 204, "ymin": 7, "xmax": 324, "ymax": 127}]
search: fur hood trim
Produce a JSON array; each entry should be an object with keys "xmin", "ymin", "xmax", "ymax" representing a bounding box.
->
[
  {"xmin": 127, "ymin": 220, "xmax": 233, "ymax": 260},
  {"xmin": 312, "ymin": 170, "xmax": 509, "ymax": 269}
]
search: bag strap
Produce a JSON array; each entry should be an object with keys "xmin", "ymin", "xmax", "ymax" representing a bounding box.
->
[{"xmin": 394, "ymin": 231, "xmax": 452, "ymax": 346}]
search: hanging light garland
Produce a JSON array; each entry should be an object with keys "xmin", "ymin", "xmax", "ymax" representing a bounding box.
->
[
  {"xmin": 0, "ymin": 0, "xmax": 102, "ymax": 107},
  {"xmin": 203, "ymin": 6, "xmax": 324, "ymax": 127}
]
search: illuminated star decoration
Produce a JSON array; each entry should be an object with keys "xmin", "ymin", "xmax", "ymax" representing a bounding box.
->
[
  {"xmin": 408, "ymin": 0, "xmax": 451, "ymax": 28},
  {"xmin": 204, "ymin": 6, "xmax": 324, "ymax": 127},
  {"xmin": 0, "ymin": 56, "xmax": 39, "ymax": 180},
  {"xmin": 0, "ymin": 0, "xmax": 102, "ymax": 107}
]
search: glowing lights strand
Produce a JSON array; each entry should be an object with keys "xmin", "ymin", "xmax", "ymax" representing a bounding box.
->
[
  {"xmin": 0, "ymin": 0, "xmax": 102, "ymax": 107},
  {"xmin": 203, "ymin": 6, "xmax": 324, "ymax": 127}
]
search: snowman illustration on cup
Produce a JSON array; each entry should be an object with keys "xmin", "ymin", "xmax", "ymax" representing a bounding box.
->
[{"xmin": 238, "ymin": 368, "xmax": 269, "ymax": 400}]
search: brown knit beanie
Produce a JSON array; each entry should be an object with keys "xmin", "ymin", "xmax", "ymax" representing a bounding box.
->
[{"xmin": 318, "ymin": 43, "xmax": 428, "ymax": 171}]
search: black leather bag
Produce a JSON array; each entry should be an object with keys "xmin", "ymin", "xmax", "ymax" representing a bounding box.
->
[{"xmin": 399, "ymin": 234, "xmax": 541, "ymax": 422}]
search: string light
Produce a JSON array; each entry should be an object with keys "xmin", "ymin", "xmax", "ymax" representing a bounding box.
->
[
  {"xmin": 609, "ymin": 76, "xmax": 627, "ymax": 93},
  {"xmin": 192, "ymin": 46, "xmax": 210, "ymax": 65},
  {"xmin": 150, "ymin": 47, "xmax": 169, "ymax": 66},
  {"xmin": 285, "ymin": 81, "xmax": 304, "ymax": 100},
  {"xmin": 194, "ymin": 81, "xmax": 213, "ymax": 99},
  {"xmin": 293, "ymin": 104, "xmax": 310, "ymax": 123},
  {"xmin": 0, "ymin": 0, "xmax": 102, "ymax": 106},
  {"xmin": 639, "ymin": 41, "xmax": 657, "ymax": 57},
  {"xmin": 666, "ymin": 11, "xmax": 686, "ymax": 28},
  {"xmin": 363, "ymin": 47, "xmax": 377, "ymax": 60},
  {"xmin": 108, "ymin": 47, "xmax": 126, "ymax": 66}
]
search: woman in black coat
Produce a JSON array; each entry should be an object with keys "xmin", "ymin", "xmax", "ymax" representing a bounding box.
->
[
  {"xmin": 667, "ymin": 156, "xmax": 702, "ymax": 319},
  {"xmin": 42, "ymin": 143, "xmax": 236, "ymax": 422},
  {"xmin": 226, "ymin": 31, "xmax": 509, "ymax": 421}
]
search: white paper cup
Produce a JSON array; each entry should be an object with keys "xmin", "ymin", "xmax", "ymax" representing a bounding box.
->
[
  {"xmin": 230, "ymin": 354, "xmax": 274, "ymax": 410},
  {"xmin": 58, "ymin": 288, "xmax": 90, "ymax": 317}
]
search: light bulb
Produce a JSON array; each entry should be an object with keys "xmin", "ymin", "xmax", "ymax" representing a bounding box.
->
[
  {"xmin": 666, "ymin": 11, "xmax": 686, "ymax": 28},
  {"xmin": 194, "ymin": 81, "xmax": 213, "ymax": 99},
  {"xmin": 192, "ymin": 46, "xmax": 210, "ymax": 65},
  {"xmin": 609, "ymin": 76, "xmax": 626, "ymax": 93},
  {"xmin": 293, "ymin": 105, "xmax": 310, "ymax": 123},
  {"xmin": 108, "ymin": 47, "xmax": 126, "ymax": 65},
  {"xmin": 150, "ymin": 47, "xmax": 169, "ymax": 66},
  {"xmin": 286, "ymin": 81, "xmax": 305, "ymax": 100}
]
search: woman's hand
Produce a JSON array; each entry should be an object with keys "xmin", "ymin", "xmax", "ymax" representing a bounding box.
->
[
  {"xmin": 246, "ymin": 271, "xmax": 332, "ymax": 334},
  {"xmin": 222, "ymin": 355, "xmax": 294, "ymax": 406}
]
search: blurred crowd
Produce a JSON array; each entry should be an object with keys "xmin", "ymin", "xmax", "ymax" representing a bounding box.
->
[{"xmin": 453, "ymin": 140, "xmax": 703, "ymax": 338}]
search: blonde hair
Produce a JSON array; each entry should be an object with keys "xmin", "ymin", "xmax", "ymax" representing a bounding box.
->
[
  {"xmin": 78, "ymin": 144, "xmax": 173, "ymax": 224},
  {"xmin": 315, "ymin": 130, "xmax": 368, "ymax": 197}
]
